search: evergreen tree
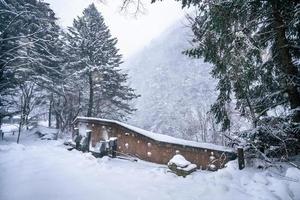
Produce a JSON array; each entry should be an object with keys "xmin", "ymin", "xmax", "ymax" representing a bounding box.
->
[
  {"xmin": 66, "ymin": 4, "xmax": 139, "ymax": 120},
  {"xmin": 166, "ymin": 0, "xmax": 300, "ymax": 123},
  {"xmin": 166, "ymin": 0, "xmax": 300, "ymax": 156}
]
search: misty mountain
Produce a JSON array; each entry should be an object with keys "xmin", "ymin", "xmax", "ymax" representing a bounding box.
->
[{"xmin": 123, "ymin": 19, "xmax": 219, "ymax": 143}]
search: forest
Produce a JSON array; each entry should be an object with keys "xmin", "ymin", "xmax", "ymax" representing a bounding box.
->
[
  {"xmin": 1, "ymin": 0, "xmax": 300, "ymax": 162},
  {"xmin": 0, "ymin": 1, "xmax": 139, "ymax": 143},
  {"xmin": 1, "ymin": 1, "xmax": 300, "ymax": 200}
]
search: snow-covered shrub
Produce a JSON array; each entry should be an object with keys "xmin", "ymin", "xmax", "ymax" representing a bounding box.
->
[
  {"xmin": 238, "ymin": 116, "xmax": 299, "ymax": 160},
  {"xmin": 30, "ymin": 125, "xmax": 58, "ymax": 140},
  {"xmin": 168, "ymin": 154, "xmax": 197, "ymax": 177}
]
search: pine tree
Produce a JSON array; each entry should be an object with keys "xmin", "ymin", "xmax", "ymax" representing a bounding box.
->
[
  {"xmin": 169, "ymin": 0, "xmax": 300, "ymax": 156},
  {"xmin": 66, "ymin": 3, "xmax": 139, "ymax": 120},
  {"xmin": 168, "ymin": 0, "xmax": 300, "ymax": 124}
]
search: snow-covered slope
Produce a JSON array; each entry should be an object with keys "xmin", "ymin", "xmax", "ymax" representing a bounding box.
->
[
  {"xmin": 1, "ymin": 132, "xmax": 299, "ymax": 200},
  {"xmin": 123, "ymin": 19, "xmax": 218, "ymax": 142}
]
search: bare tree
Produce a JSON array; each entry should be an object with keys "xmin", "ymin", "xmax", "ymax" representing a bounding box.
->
[
  {"xmin": 16, "ymin": 82, "xmax": 45, "ymax": 143},
  {"xmin": 119, "ymin": 0, "xmax": 146, "ymax": 16}
]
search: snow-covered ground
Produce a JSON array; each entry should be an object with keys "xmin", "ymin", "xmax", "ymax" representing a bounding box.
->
[{"xmin": 1, "ymin": 125, "xmax": 300, "ymax": 200}]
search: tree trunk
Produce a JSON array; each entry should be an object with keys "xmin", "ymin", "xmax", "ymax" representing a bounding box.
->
[
  {"xmin": 17, "ymin": 114, "xmax": 23, "ymax": 144},
  {"xmin": 245, "ymin": 90, "xmax": 257, "ymax": 128},
  {"xmin": 87, "ymin": 73, "xmax": 94, "ymax": 117},
  {"xmin": 17, "ymin": 93, "xmax": 25, "ymax": 144},
  {"xmin": 48, "ymin": 94, "xmax": 53, "ymax": 127},
  {"xmin": 25, "ymin": 114, "xmax": 29, "ymax": 130},
  {"xmin": 272, "ymin": 2, "xmax": 300, "ymax": 122},
  {"xmin": 55, "ymin": 113, "xmax": 60, "ymax": 129},
  {"xmin": 17, "ymin": 121, "xmax": 22, "ymax": 144}
]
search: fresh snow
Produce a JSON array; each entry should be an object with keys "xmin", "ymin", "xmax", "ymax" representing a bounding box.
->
[
  {"xmin": 76, "ymin": 117, "xmax": 234, "ymax": 152},
  {"xmin": 168, "ymin": 154, "xmax": 197, "ymax": 172},
  {"xmin": 182, "ymin": 163, "xmax": 197, "ymax": 172},
  {"xmin": 1, "ymin": 127, "xmax": 300, "ymax": 200},
  {"xmin": 1, "ymin": 123, "xmax": 18, "ymax": 133},
  {"xmin": 168, "ymin": 154, "xmax": 191, "ymax": 168}
]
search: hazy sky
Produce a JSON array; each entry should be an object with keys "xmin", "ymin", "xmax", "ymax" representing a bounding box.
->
[{"xmin": 45, "ymin": 0, "xmax": 189, "ymax": 59}]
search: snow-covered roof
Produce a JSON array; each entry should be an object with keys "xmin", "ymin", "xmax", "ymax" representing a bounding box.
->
[{"xmin": 74, "ymin": 117, "xmax": 234, "ymax": 153}]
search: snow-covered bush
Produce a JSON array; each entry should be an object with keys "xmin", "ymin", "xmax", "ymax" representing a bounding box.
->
[
  {"xmin": 168, "ymin": 154, "xmax": 191, "ymax": 168},
  {"xmin": 238, "ymin": 116, "xmax": 299, "ymax": 161},
  {"xmin": 168, "ymin": 154, "xmax": 197, "ymax": 177}
]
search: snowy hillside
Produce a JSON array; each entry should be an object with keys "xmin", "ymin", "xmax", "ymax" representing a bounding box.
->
[{"xmin": 123, "ymin": 19, "xmax": 218, "ymax": 143}]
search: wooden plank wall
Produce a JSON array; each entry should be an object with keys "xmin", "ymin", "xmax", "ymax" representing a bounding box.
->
[{"xmin": 75, "ymin": 119, "xmax": 236, "ymax": 170}]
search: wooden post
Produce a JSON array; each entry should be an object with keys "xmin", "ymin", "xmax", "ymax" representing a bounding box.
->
[
  {"xmin": 237, "ymin": 148, "xmax": 245, "ymax": 170},
  {"xmin": 86, "ymin": 130, "xmax": 92, "ymax": 152},
  {"xmin": 111, "ymin": 139, "xmax": 117, "ymax": 158},
  {"xmin": 75, "ymin": 135, "xmax": 82, "ymax": 150},
  {"xmin": 73, "ymin": 127, "xmax": 79, "ymax": 138}
]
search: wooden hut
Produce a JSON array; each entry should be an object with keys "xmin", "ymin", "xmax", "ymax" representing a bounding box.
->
[{"xmin": 73, "ymin": 117, "xmax": 236, "ymax": 170}]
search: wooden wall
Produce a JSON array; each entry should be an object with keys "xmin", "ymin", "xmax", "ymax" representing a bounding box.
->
[{"xmin": 75, "ymin": 118, "xmax": 236, "ymax": 170}]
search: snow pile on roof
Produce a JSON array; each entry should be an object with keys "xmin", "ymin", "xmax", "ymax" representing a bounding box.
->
[
  {"xmin": 168, "ymin": 154, "xmax": 191, "ymax": 168},
  {"xmin": 75, "ymin": 117, "xmax": 234, "ymax": 152}
]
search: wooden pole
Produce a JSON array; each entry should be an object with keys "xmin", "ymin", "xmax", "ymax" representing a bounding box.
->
[
  {"xmin": 237, "ymin": 148, "xmax": 245, "ymax": 170},
  {"xmin": 86, "ymin": 130, "xmax": 92, "ymax": 152},
  {"xmin": 111, "ymin": 139, "xmax": 117, "ymax": 158}
]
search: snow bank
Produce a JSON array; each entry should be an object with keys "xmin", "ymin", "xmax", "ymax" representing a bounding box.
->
[
  {"xmin": 31, "ymin": 125, "xmax": 58, "ymax": 140},
  {"xmin": 285, "ymin": 167, "xmax": 300, "ymax": 198},
  {"xmin": 1, "ymin": 123, "xmax": 18, "ymax": 133},
  {"xmin": 1, "ymin": 132, "xmax": 299, "ymax": 200},
  {"xmin": 75, "ymin": 117, "xmax": 234, "ymax": 152},
  {"xmin": 0, "ymin": 124, "xmax": 59, "ymax": 145}
]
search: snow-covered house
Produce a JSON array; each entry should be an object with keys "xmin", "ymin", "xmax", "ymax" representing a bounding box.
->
[{"xmin": 73, "ymin": 117, "xmax": 236, "ymax": 170}]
